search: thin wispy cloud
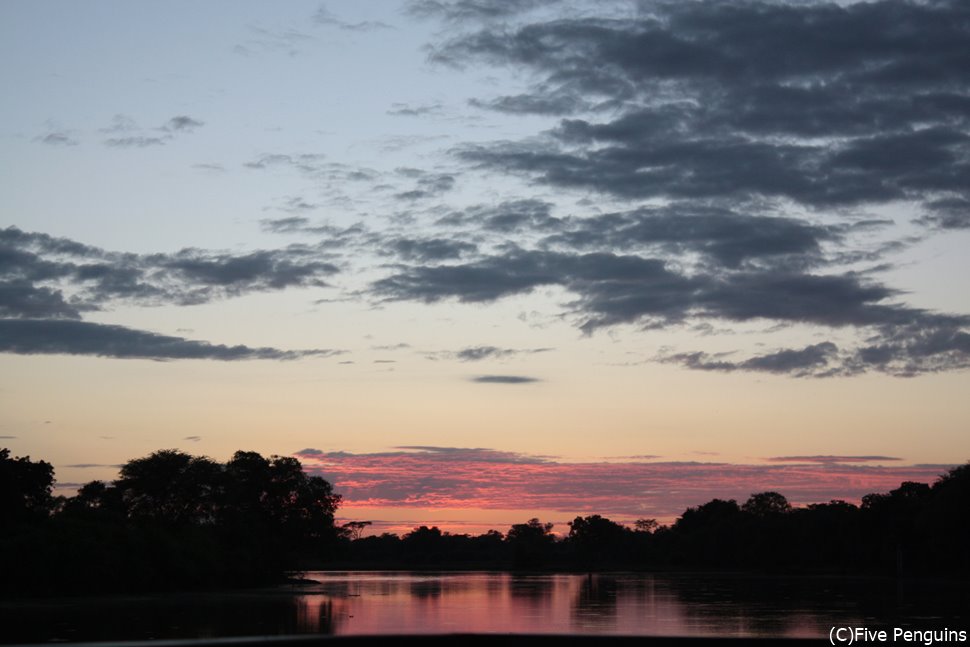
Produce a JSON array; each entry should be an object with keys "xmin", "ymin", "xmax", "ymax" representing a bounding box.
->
[
  {"xmin": 765, "ymin": 455, "xmax": 903, "ymax": 464},
  {"xmin": 471, "ymin": 375, "xmax": 541, "ymax": 384},
  {"xmin": 314, "ymin": 4, "xmax": 393, "ymax": 32},
  {"xmin": 0, "ymin": 319, "xmax": 340, "ymax": 361},
  {"xmin": 35, "ymin": 131, "xmax": 78, "ymax": 147}
]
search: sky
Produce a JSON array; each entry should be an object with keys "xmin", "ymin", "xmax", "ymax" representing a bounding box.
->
[{"xmin": 2, "ymin": 0, "xmax": 969, "ymax": 535}]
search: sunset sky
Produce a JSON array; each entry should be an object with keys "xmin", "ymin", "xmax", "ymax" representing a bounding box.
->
[{"xmin": 2, "ymin": 0, "xmax": 968, "ymax": 535}]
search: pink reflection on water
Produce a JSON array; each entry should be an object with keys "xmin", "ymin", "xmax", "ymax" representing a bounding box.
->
[{"xmin": 293, "ymin": 572, "xmax": 840, "ymax": 638}]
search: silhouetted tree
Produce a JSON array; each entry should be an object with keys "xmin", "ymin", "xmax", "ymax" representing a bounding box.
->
[
  {"xmin": 568, "ymin": 515, "xmax": 630, "ymax": 569},
  {"xmin": 506, "ymin": 518, "xmax": 556, "ymax": 569},
  {"xmin": 742, "ymin": 492, "xmax": 792, "ymax": 517},
  {"xmin": 672, "ymin": 499, "xmax": 744, "ymax": 567},
  {"xmin": 634, "ymin": 518, "xmax": 658, "ymax": 533},
  {"xmin": 341, "ymin": 521, "xmax": 372, "ymax": 541},
  {"xmin": 0, "ymin": 448, "xmax": 54, "ymax": 526},
  {"xmin": 924, "ymin": 464, "xmax": 970, "ymax": 575},
  {"xmin": 116, "ymin": 450, "xmax": 222, "ymax": 525}
]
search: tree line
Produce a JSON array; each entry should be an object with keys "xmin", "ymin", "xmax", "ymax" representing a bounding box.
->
[
  {"xmin": 335, "ymin": 475, "xmax": 969, "ymax": 576},
  {"xmin": 2, "ymin": 447, "xmax": 968, "ymax": 597},
  {"xmin": 1, "ymin": 448, "xmax": 340, "ymax": 596}
]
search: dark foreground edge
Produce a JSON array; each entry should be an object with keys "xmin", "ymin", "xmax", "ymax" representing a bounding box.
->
[{"xmin": 7, "ymin": 635, "xmax": 821, "ymax": 647}]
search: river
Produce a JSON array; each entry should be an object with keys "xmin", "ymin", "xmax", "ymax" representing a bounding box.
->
[{"xmin": 2, "ymin": 572, "xmax": 967, "ymax": 642}]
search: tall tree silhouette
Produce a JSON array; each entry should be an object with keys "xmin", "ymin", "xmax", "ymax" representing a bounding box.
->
[
  {"xmin": 0, "ymin": 448, "xmax": 53, "ymax": 528},
  {"xmin": 506, "ymin": 518, "xmax": 555, "ymax": 569}
]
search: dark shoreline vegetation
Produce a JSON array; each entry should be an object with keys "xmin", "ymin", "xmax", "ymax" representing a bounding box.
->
[{"xmin": 2, "ymin": 448, "xmax": 968, "ymax": 598}]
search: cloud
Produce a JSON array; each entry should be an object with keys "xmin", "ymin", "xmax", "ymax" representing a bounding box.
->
[
  {"xmin": 234, "ymin": 25, "xmax": 314, "ymax": 57},
  {"xmin": 394, "ymin": 168, "xmax": 457, "ymax": 200},
  {"xmin": 183, "ymin": 436, "xmax": 202, "ymax": 442},
  {"xmin": 406, "ymin": 0, "xmax": 562, "ymax": 23},
  {"xmin": 387, "ymin": 102, "xmax": 443, "ymax": 117},
  {"xmin": 104, "ymin": 136, "xmax": 167, "ymax": 148},
  {"xmin": 296, "ymin": 448, "xmax": 325, "ymax": 456},
  {"xmin": 386, "ymin": 237, "xmax": 477, "ymax": 262},
  {"xmin": 1, "ymin": 226, "xmax": 340, "ymax": 315},
  {"xmin": 765, "ymin": 456, "xmax": 903, "ymax": 464},
  {"xmin": 301, "ymin": 447, "xmax": 955, "ymax": 521},
  {"xmin": 371, "ymin": 247, "xmax": 970, "ymax": 376},
  {"xmin": 35, "ymin": 131, "xmax": 78, "ymax": 146},
  {"xmin": 662, "ymin": 342, "xmax": 841, "ymax": 378},
  {"xmin": 371, "ymin": 343, "xmax": 411, "ymax": 351},
  {"xmin": 919, "ymin": 198, "xmax": 970, "ymax": 230},
  {"xmin": 434, "ymin": 0, "xmax": 970, "ymax": 211},
  {"xmin": 192, "ymin": 163, "xmax": 226, "ymax": 173},
  {"xmin": 542, "ymin": 205, "xmax": 836, "ymax": 270},
  {"xmin": 0, "ymin": 319, "xmax": 341, "ymax": 361},
  {"xmin": 164, "ymin": 115, "xmax": 204, "ymax": 132},
  {"xmin": 313, "ymin": 4, "xmax": 392, "ymax": 31},
  {"xmin": 244, "ymin": 152, "xmax": 328, "ymax": 172},
  {"xmin": 0, "ymin": 436, "xmax": 17, "ymax": 439},
  {"xmin": 0, "ymin": 280, "xmax": 86, "ymax": 320},
  {"xmin": 100, "ymin": 114, "xmax": 139, "ymax": 134},
  {"xmin": 471, "ymin": 375, "xmax": 540, "ymax": 384},
  {"xmin": 436, "ymin": 199, "xmax": 561, "ymax": 233},
  {"xmin": 469, "ymin": 91, "xmax": 592, "ymax": 116},
  {"xmin": 101, "ymin": 114, "xmax": 205, "ymax": 147},
  {"xmin": 427, "ymin": 345, "xmax": 552, "ymax": 362}
]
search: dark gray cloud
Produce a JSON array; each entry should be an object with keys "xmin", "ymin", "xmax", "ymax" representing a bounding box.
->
[
  {"xmin": 359, "ymin": 0, "xmax": 970, "ymax": 378},
  {"xmin": 0, "ymin": 280, "xmax": 85, "ymax": 319},
  {"xmin": 429, "ymin": 345, "xmax": 552, "ymax": 361},
  {"xmin": 919, "ymin": 198, "xmax": 970, "ymax": 230},
  {"xmin": 543, "ymin": 205, "xmax": 836, "ymax": 270},
  {"xmin": 662, "ymin": 342, "xmax": 841, "ymax": 378},
  {"xmin": 0, "ymin": 319, "xmax": 339, "ymax": 361},
  {"xmin": 394, "ymin": 168, "xmax": 457, "ymax": 200},
  {"xmin": 148, "ymin": 248, "xmax": 338, "ymax": 301},
  {"xmin": 436, "ymin": 199, "xmax": 562, "ymax": 233},
  {"xmin": 469, "ymin": 90, "xmax": 592, "ymax": 116},
  {"xmin": 372, "ymin": 247, "xmax": 970, "ymax": 376},
  {"xmin": 406, "ymin": 0, "xmax": 562, "ymax": 22},
  {"xmin": 183, "ymin": 436, "xmax": 202, "ymax": 442},
  {"xmin": 435, "ymin": 0, "xmax": 970, "ymax": 210},
  {"xmin": 1, "ymin": 226, "xmax": 339, "ymax": 315},
  {"xmin": 164, "ymin": 116, "xmax": 204, "ymax": 132},
  {"xmin": 0, "ymin": 226, "xmax": 345, "ymax": 362},
  {"xmin": 471, "ymin": 375, "xmax": 540, "ymax": 383},
  {"xmin": 385, "ymin": 237, "xmax": 477, "ymax": 262}
]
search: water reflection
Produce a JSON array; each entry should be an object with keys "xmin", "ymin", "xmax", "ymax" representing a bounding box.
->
[{"xmin": 3, "ymin": 572, "xmax": 968, "ymax": 643}]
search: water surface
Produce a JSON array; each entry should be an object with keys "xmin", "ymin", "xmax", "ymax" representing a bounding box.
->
[{"xmin": 3, "ymin": 572, "xmax": 967, "ymax": 642}]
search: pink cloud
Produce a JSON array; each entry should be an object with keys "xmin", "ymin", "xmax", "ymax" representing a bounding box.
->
[{"xmin": 299, "ymin": 447, "xmax": 957, "ymax": 523}]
